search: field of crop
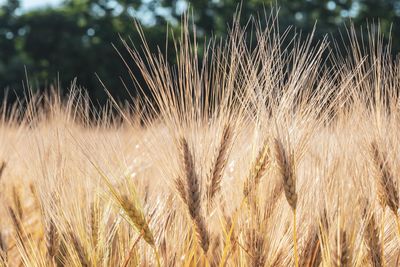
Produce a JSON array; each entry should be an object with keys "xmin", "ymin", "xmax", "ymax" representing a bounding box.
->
[{"xmin": 1, "ymin": 14, "xmax": 400, "ymax": 266}]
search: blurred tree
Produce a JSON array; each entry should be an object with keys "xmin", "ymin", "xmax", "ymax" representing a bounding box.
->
[
  {"xmin": 0, "ymin": 0, "xmax": 25, "ymax": 101},
  {"xmin": 0, "ymin": 0, "xmax": 177, "ymax": 105}
]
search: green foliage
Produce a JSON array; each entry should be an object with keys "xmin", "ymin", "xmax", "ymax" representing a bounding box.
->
[{"xmin": 0, "ymin": 0, "xmax": 400, "ymax": 105}]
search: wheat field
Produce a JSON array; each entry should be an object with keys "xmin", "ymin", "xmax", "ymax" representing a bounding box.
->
[{"xmin": 1, "ymin": 13, "xmax": 400, "ymax": 266}]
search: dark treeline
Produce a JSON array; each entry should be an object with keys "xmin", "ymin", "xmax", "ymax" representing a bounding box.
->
[{"xmin": 1, "ymin": 0, "xmax": 400, "ymax": 107}]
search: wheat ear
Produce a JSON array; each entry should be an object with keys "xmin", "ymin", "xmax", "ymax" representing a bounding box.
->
[
  {"xmin": 371, "ymin": 141, "xmax": 399, "ymax": 214},
  {"xmin": 179, "ymin": 137, "xmax": 210, "ymax": 254},
  {"xmin": 207, "ymin": 123, "xmax": 233, "ymax": 208},
  {"xmin": 371, "ymin": 141, "xmax": 400, "ymax": 238},
  {"xmin": 46, "ymin": 218, "xmax": 59, "ymax": 260},
  {"xmin": 243, "ymin": 139, "xmax": 270, "ymax": 198},
  {"xmin": 174, "ymin": 175, "xmax": 187, "ymax": 203},
  {"xmin": 8, "ymin": 206, "xmax": 23, "ymax": 240},
  {"xmin": 90, "ymin": 201, "xmax": 100, "ymax": 250},
  {"xmin": 12, "ymin": 186, "xmax": 23, "ymax": 220},
  {"xmin": 120, "ymin": 194, "xmax": 155, "ymax": 246},
  {"xmin": 366, "ymin": 212, "xmax": 383, "ymax": 267}
]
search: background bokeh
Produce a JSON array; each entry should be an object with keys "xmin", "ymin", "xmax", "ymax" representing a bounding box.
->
[{"xmin": 1, "ymin": 0, "xmax": 399, "ymax": 106}]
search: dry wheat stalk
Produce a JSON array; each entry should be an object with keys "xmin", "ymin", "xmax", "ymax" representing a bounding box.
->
[
  {"xmin": 207, "ymin": 123, "xmax": 233, "ymax": 207},
  {"xmin": 179, "ymin": 137, "xmax": 210, "ymax": 254},
  {"xmin": 243, "ymin": 139, "xmax": 270, "ymax": 198}
]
